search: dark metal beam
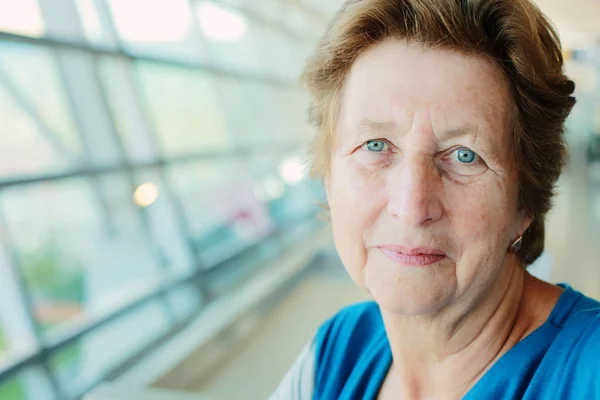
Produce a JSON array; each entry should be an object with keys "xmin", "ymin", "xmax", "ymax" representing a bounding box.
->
[{"xmin": 0, "ymin": 141, "xmax": 302, "ymax": 189}]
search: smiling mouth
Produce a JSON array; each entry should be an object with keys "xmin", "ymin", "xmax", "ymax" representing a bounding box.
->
[{"xmin": 377, "ymin": 246, "xmax": 447, "ymax": 267}]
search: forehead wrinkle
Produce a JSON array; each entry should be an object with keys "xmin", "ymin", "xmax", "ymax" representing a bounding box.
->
[{"xmin": 358, "ymin": 119, "xmax": 396, "ymax": 134}]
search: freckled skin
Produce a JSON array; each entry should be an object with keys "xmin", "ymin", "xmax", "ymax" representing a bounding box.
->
[{"xmin": 326, "ymin": 40, "xmax": 531, "ymax": 316}]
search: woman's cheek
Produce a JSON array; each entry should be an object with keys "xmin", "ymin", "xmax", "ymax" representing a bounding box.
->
[
  {"xmin": 445, "ymin": 179, "xmax": 511, "ymax": 257},
  {"xmin": 329, "ymin": 158, "xmax": 386, "ymax": 284}
]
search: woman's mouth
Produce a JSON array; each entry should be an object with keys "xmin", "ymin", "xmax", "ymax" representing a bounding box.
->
[{"xmin": 377, "ymin": 245, "xmax": 447, "ymax": 267}]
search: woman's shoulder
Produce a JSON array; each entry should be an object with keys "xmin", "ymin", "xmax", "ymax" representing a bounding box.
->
[
  {"xmin": 546, "ymin": 286, "xmax": 600, "ymax": 389},
  {"xmin": 553, "ymin": 284, "xmax": 600, "ymax": 332},
  {"xmin": 559, "ymin": 292, "xmax": 600, "ymax": 354},
  {"xmin": 314, "ymin": 301, "xmax": 386, "ymax": 368},
  {"xmin": 269, "ymin": 301, "xmax": 387, "ymax": 400},
  {"xmin": 553, "ymin": 302, "xmax": 600, "ymax": 397},
  {"xmin": 315, "ymin": 300, "xmax": 384, "ymax": 347}
]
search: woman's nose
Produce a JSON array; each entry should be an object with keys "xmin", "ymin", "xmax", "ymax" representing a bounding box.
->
[{"xmin": 386, "ymin": 156, "xmax": 443, "ymax": 226}]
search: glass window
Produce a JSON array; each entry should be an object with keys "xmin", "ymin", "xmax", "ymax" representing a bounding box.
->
[
  {"xmin": 134, "ymin": 63, "xmax": 230, "ymax": 156},
  {"xmin": 0, "ymin": 44, "xmax": 81, "ymax": 156},
  {"xmin": 74, "ymin": 0, "xmax": 117, "ymax": 46},
  {"xmin": 215, "ymin": 81, "xmax": 310, "ymax": 147},
  {"xmin": 217, "ymin": 78, "xmax": 274, "ymax": 145},
  {"xmin": 0, "ymin": 82, "xmax": 69, "ymax": 179},
  {"xmin": 193, "ymin": 2, "xmax": 265, "ymax": 73},
  {"xmin": 49, "ymin": 300, "xmax": 171, "ymax": 398},
  {"xmin": 0, "ymin": 0, "xmax": 45, "ymax": 37},
  {"xmin": 205, "ymin": 216, "xmax": 322, "ymax": 297},
  {"xmin": 106, "ymin": 0, "xmax": 210, "ymax": 62},
  {"xmin": 167, "ymin": 283, "xmax": 203, "ymax": 322},
  {"xmin": 253, "ymin": 25, "xmax": 304, "ymax": 80},
  {"xmin": 282, "ymin": 6, "xmax": 321, "ymax": 40},
  {"xmin": 249, "ymin": 153, "xmax": 317, "ymax": 225},
  {"xmin": 167, "ymin": 160, "xmax": 275, "ymax": 266},
  {"xmin": 0, "ymin": 243, "xmax": 38, "ymax": 370},
  {"xmin": 0, "ymin": 175, "xmax": 167, "ymax": 337},
  {"xmin": 132, "ymin": 168, "xmax": 195, "ymax": 276},
  {"xmin": 300, "ymin": 0, "xmax": 341, "ymax": 18},
  {"xmin": 0, "ymin": 368, "xmax": 56, "ymax": 400},
  {"xmin": 205, "ymin": 235, "xmax": 283, "ymax": 295},
  {"xmin": 237, "ymin": 0, "xmax": 283, "ymax": 21},
  {"xmin": 219, "ymin": 80, "xmax": 309, "ymax": 145},
  {"xmin": 270, "ymin": 87, "xmax": 311, "ymax": 140},
  {"xmin": 0, "ymin": 43, "xmax": 82, "ymax": 178},
  {"xmin": 98, "ymin": 57, "xmax": 159, "ymax": 164}
]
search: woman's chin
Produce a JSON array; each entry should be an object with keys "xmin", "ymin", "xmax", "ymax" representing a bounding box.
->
[
  {"xmin": 363, "ymin": 263, "xmax": 457, "ymax": 315},
  {"xmin": 371, "ymin": 288, "xmax": 452, "ymax": 315}
]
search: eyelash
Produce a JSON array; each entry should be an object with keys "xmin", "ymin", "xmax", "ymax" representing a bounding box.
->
[
  {"xmin": 359, "ymin": 140, "xmax": 485, "ymax": 170},
  {"xmin": 444, "ymin": 147, "xmax": 481, "ymax": 165},
  {"xmin": 362, "ymin": 139, "xmax": 392, "ymax": 153}
]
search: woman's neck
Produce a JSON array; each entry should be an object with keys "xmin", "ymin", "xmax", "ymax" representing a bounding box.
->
[{"xmin": 379, "ymin": 264, "xmax": 562, "ymax": 400}]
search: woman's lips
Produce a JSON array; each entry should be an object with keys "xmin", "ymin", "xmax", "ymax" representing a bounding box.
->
[{"xmin": 377, "ymin": 245, "xmax": 447, "ymax": 267}]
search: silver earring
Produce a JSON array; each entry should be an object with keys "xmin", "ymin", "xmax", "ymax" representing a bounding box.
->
[{"xmin": 511, "ymin": 236, "xmax": 523, "ymax": 252}]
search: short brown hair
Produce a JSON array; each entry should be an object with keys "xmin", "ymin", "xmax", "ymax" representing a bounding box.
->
[{"xmin": 301, "ymin": 0, "xmax": 576, "ymax": 265}]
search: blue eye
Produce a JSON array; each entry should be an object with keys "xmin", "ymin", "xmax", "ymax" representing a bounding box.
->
[
  {"xmin": 366, "ymin": 140, "xmax": 388, "ymax": 152},
  {"xmin": 454, "ymin": 148, "xmax": 477, "ymax": 164}
]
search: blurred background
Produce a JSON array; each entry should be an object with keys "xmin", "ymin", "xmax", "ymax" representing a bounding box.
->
[{"xmin": 0, "ymin": 0, "xmax": 598, "ymax": 399}]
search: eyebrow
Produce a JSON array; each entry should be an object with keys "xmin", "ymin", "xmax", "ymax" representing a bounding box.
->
[
  {"xmin": 440, "ymin": 124, "xmax": 478, "ymax": 139},
  {"xmin": 357, "ymin": 120, "xmax": 396, "ymax": 135}
]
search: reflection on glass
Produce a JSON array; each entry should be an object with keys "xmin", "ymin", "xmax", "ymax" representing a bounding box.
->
[
  {"xmin": 0, "ymin": 176, "xmax": 166, "ymax": 335},
  {"xmin": 135, "ymin": 63, "xmax": 230, "ymax": 155},
  {"xmin": 0, "ymin": 0, "xmax": 45, "ymax": 37},
  {"xmin": 49, "ymin": 301, "xmax": 171, "ymax": 398}
]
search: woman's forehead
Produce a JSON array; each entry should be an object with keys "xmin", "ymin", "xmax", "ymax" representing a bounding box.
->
[{"xmin": 339, "ymin": 39, "xmax": 512, "ymax": 142}]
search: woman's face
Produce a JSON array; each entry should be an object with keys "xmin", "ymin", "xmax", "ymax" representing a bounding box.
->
[{"xmin": 327, "ymin": 39, "xmax": 532, "ymax": 315}]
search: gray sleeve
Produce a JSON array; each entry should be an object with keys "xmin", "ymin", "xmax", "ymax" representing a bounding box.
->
[{"xmin": 268, "ymin": 338, "xmax": 316, "ymax": 400}]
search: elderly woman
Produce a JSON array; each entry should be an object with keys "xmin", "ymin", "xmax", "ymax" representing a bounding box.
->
[{"xmin": 271, "ymin": 0, "xmax": 600, "ymax": 399}]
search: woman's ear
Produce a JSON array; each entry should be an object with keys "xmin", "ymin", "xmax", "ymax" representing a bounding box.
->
[{"xmin": 517, "ymin": 211, "xmax": 533, "ymax": 238}]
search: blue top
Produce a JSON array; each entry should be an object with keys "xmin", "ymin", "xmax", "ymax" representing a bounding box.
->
[{"xmin": 313, "ymin": 284, "xmax": 600, "ymax": 399}]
